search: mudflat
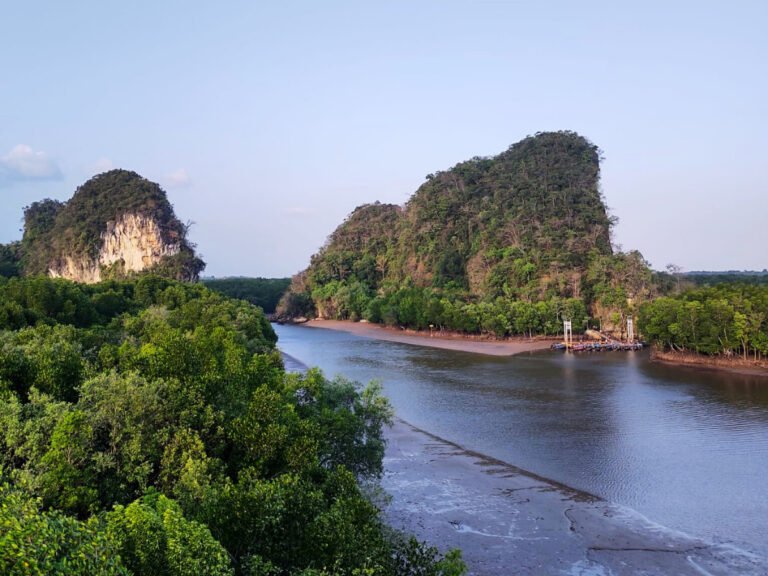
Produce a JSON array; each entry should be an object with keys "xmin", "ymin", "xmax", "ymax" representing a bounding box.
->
[
  {"xmin": 304, "ymin": 319, "xmax": 553, "ymax": 356},
  {"xmin": 279, "ymin": 346, "xmax": 768, "ymax": 574},
  {"xmin": 382, "ymin": 419, "xmax": 768, "ymax": 576}
]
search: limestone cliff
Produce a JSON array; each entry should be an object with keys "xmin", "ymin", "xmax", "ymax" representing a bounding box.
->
[
  {"xmin": 21, "ymin": 169, "xmax": 204, "ymax": 283},
  {"xmin": 48, "ymin": 213, "xmax": 182, "ymax": 283}
]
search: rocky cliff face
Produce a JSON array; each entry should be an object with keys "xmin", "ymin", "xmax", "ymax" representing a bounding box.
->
[
  {"xmin": 48, "ymin": 213, "xmax": 181, "ymax": 283},
  {"xmin": 21, "ymin": 169, "xmax": 205, "ymax": 282}
]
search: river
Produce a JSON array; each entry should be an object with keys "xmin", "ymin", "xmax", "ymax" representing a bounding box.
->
[{"xmin": 274, "ymin": 323, "xmax": 768, "ymax": 558}]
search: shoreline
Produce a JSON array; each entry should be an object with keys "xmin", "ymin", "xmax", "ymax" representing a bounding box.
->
[
  {"xmin": 293, "ymin": 319, "xmax": 768, "ymax": 377},
  {"xmin": 383, "ymin": 418, "xmax": 767, "ymax": 575},
  {"xmin": 301, "ymin": 319, "xmax": 554, "ymax": 356},
  {"xmin": 651, "ymin": 349, "xmax": 768, "ymax": 378},
  {"xmin": 277, "ymin": 350, "xmax": 768, "ymax": 574}
]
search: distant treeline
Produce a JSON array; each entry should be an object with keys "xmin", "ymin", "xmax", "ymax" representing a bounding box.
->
[
  {"xmin": 0, "ymin": 243, "xmax": 20, "ymax": 278},
  {"xmin": 639, "ymin": 284, "xmax": 768, "ymax": 360},
  {"xmin": 202, "ymin": 277, "xmax": 291, "ymax": 313},
  {"xmin": 684, "ymin": 271, "xmax": 768, "ymax": 286}
]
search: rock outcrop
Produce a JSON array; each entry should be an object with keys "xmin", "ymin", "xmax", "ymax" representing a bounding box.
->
[
  {"xmin": 48, "ymin": 213, "xmax": 182, "ymax": 283},
  {"xmin": 21, "ymin": 169, "xmax": 204, "ymax": 283}
]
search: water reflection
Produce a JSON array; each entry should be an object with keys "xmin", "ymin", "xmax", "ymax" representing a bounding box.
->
[{"xmin": 274, "ymin": 324, "xmax": 768, "ymax": 556}]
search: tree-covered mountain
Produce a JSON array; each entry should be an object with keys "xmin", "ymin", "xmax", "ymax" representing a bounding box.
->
[
  {"xmin": 11, "ymin": 169, "xmax": 204, "ymax": 283},
  {"xmin": 279, "ymin": 131, "xmax": 653, "ymax": 336}
]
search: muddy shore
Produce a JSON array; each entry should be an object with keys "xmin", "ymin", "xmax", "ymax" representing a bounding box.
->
[
  {"xmin": 303, "ymin": 319, "xmax": 553, "ymax": 356},
  {"xmin": 382, "ymin": 419, "xmax": 768, "ymax": 576},
  {"xmin": 302, "ymin": 319, "xmax": 768, "ymax": 378},
  {"xmin": 651, "ymin": 349, "xmax": 768, "ymax": 378},
  {"xmin": 278, "ymin": 329, "xmax": 768, "ymax": 574}
]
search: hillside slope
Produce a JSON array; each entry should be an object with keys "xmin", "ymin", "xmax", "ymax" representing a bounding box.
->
[{"xmin": 280, "ymin": 131, "xmax": 653, "ymax": 335}]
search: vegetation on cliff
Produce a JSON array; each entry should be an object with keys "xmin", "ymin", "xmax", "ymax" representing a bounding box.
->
[
  {"xmin": 0, "ymin": 275, "xmax": 465, "ymax": 575},
  {"xmin": 278, "ymin": 132, "xmax": 653, "ymax": 336},
  {"xmin": 18, "ymin": 169, "xmax": 204, "ymax": 281}
]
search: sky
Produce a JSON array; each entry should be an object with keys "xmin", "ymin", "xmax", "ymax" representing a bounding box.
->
[{"xmin": 1, "ymin": 0, "xmax": 766, "ymax": 277}]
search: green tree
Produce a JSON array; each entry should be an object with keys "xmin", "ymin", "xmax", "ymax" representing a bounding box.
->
[
  {"xmin": 106, "ymin": 492, "xmax": 233, "ymax": 576},
  {"xmin": 0, "ymin": 484, "xmax": 127, "ymax": 576}
]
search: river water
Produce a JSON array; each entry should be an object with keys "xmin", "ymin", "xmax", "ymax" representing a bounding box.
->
[{"xmin": 274, "ymin": 324, "xmax": 768, "ymax": 557}]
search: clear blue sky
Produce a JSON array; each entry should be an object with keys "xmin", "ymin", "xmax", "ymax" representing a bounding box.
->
[{"xmin": 2, "ymin": 1, "xmax": 766, "ymax": 276}]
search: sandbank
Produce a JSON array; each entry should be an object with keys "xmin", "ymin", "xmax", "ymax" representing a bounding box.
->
[{"xmin": 303, "ymin": 319, "xmax": 553, "ymax": 356}]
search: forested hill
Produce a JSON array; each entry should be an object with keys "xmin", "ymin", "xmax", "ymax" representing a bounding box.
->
[
  {"xmin": 279, "ymin": 131, "xmax": 653, "ymax": 336},
  {"xmin": 399, "ymin": 130, "xmax": 612, "ymax": 291},
  {"xmin": 11, "ymin": 169, "xmax": 205, "ymax": 283}
]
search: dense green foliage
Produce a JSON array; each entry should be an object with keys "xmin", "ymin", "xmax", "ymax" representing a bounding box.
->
[
  {"xmin": 203, "ymin": 278, "xmax": 291, "ymax": 314},
  {"xmin": 0, "ymin": 243, "xmax": 21, "ymax": 278},
  {"xmin": 639, "ymin": 284, "xmax": 768, "ymax": 359},
  {"xmin": 19, "ymin": 170, "xmax": 204, "ymax": 281},
  {"xmin": 279, "ymin": 132, "xmax": 653, "ymax": 335},
  {"xmin": 0, "ymin": 276, "xmax": 464, "ymax": 575},
  {"xmin": 0, "ymin": 483, "xmax": 127, "ymax": 575}
]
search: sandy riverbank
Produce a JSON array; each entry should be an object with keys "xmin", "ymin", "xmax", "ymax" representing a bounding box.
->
[
  {"xmin": 383, "ymin": 419, "xmax": 768, "ymax": 576},
  {"xmin": 301, "ymin": 320, "xmax": 768, "ymax": 378},
  {"xmin": 303, "ymin": 319, "xmax": 554, "ymax": 356}
]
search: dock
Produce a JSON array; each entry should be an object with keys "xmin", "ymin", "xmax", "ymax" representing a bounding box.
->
[
  {"xmin": 550, "ymin": 340, "xmax": 643, "ymax": 352},
  {"xmin": 552, "ymin": 321, "xmax": 643, "ymax": 352}
]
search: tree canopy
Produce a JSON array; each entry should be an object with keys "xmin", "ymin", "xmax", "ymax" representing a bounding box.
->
[
  {"xmin": 202, "ymin": 278, "xmax": 291, "ymax": 314},
  {"xmin": 639, "ymin": 283, "xmax": 768, "ymax": 360},
  {"xmin": 0, "ymin": 276, "xmax": 465, "ymax": 575}
]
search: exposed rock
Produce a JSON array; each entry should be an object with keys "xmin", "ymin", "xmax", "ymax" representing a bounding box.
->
[
  {"xmin": 48, "ymin": 213, "xmax": 181, "ymax": 283},
  {"xmin": 20, "ymin": 169, "xmax": 204, "ymax": 283}
]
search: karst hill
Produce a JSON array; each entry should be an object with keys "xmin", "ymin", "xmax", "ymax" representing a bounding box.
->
[
  {"xmin": 280, "ymin": 131, "xmax": 653, "ymax": 335},
  {"xmin": 11, "ymin": 170, "xmax": 204, "ymax": 283}
]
